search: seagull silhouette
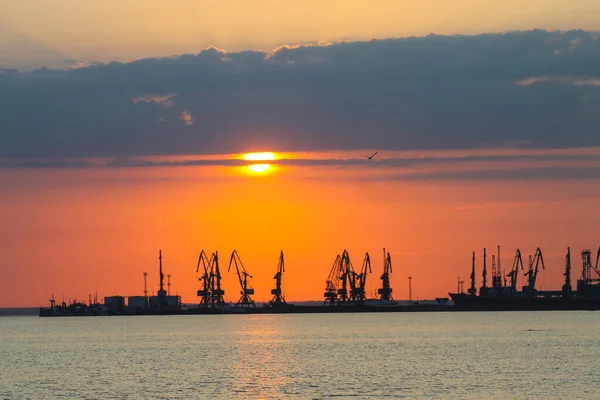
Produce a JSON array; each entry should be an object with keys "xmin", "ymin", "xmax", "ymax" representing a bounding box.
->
[{"xmin": 365, "ymin": 151, "xmax": 379, "ymax": 160}]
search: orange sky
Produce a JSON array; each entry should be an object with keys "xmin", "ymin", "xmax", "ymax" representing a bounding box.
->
[
  {"xmin": 3, "ymin": 150, "xmax": 600, "ymax": 307},
  {"xmin": 2, "ymin": 0, "xmax": 600, "ymax": 66}
]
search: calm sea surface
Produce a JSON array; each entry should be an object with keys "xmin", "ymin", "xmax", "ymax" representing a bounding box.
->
[{"xmin": 1, "ymin": 312, "xmax": 599, "ymax": 399}]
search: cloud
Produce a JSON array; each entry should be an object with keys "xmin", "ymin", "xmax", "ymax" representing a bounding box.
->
[
  {"xmin": 3, "ymin": 147, "xmax": 600, "ymax": 182},
  {"xmin": 515, "ymin": 76, "xmax": 600, "ymax": 87},
  {"xmin": 179, "ymin": 110, "xmax": 194, "ymax": 126},
  {"xmin": 131, "ymin": 93, "xmax": 177, "ymax": 107},
  {"xmin": 1, "ymin": 29, "xmax": 600, "ymax": 158},
  {"xmin": 68, "ymin": 60, "xmax": 100, "ymax": 70}
]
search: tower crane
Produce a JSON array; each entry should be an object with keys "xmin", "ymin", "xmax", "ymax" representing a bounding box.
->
[
  {"xmin": 324, "ymin": 254, "xmax": 342, "ymax": 305},
  {"xmin": 270, "ymin": 250, "xmax": 286, "ymax": 306},
  {"xmin": 378, "ymin": 248, "xmax": 393, "ymax": 302},
  {"xmin": 506, "ymin": 249, "xmax": 523, "ymax": 291},
  {"xmin": 196, "ymin": 250, "xmax": 212, "ymax": 307},
  {"xmin": 523, "ymin": 247, "xmax": 544, "ymax": 296},
  {"xmin": 228, "ymin": 250, "xmax": 255, "ymax": 307},
  {"xmin": 210, "ymin": 251, "xmax": 225, "ymax": 305},
  {"xmin": 350, "ymin": 252, "xmax": 371, "ymax": 304}
]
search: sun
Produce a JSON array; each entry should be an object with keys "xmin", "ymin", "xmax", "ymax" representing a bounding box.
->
[
  {"xmin": 243, "ymin": 152, "xmax": 276, "ymax": 174},
  {"xmin": 244, "ymin": 152, "xmax": 275, "ymax": 162},
  {"xmin": 247, "ymin": 163, "xmax": 271, "ymax": 173}
]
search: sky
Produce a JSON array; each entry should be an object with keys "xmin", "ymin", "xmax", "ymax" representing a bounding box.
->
[
  {"xmin": 1, "ymin": 2, "xmax": 600, "ymax": 307},
  {"xmin": 2, "ymin": 0, "xmax": 600, "ymax": 69}
]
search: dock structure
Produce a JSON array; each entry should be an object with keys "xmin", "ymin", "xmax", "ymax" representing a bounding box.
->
[
  {"xmin": 450, "ymin": 246, "xmax": 600, "ymax": 311},
  {"xmin": 40, "ymin": 246, "xmax": 457, "ymax": 317}
]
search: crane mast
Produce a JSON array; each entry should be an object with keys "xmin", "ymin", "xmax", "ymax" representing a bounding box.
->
[
  {"xmin": 270, "ymin": 250, "xmax": 286, "ymax": 306},
  {"xmin": 492, "ymin": 245, "xmax": 503, "ymax": 289},
  {"xmin": 468, "ymin": 251, "xmax": 477, "ymax": 295},
  {"xmin": 378, "ymin": 248, "xmax": 393, "ymax": 302},
  {"xmin": 497, "ymin": 245, "xmax": 502, "ymax": 288},
  {"xmin": 480, "ymin": 248, "xmax": 488, "ymax": 296},
  {"xmin": 228, "ymin": 250, "xmax": 255, "ymax": 307},
  {"xmin": 157, "ymin": 250, "xmax": 168, "ymax": 307},
  {"xmin": 563, "ymin": 247, "xmax": 572, "ymax": 296}
]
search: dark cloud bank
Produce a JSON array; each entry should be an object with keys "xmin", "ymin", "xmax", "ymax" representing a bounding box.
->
[{"xmin": 1, "ymin": 29, "xmax": 600, "ymax": 158}]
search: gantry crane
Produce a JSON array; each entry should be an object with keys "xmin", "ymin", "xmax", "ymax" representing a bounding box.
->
[
  {"xmin": 228, "ymin": 250, "xmax": 255, "ymax": 307},
  {"xmin": 378, "ymin": 248, "xmax": 393, "ymax": 302},
  {"xmin": 506, "ymin": 249, "xmax": 523, "ymax": 291},
  {"xmin": 350, "ymin": 252, "xmax": 371, "ymax": 304},
  {"xmin": 270, "ymin": 250, "xmax": 286, "ymax": 306},
  {"xmin": 196, "ymin": 250, "xmax": 212, "ymax": 307},
  {"xmin": 210, "ymin": 251, "xmax": 225, "ymax": 305},
  {"xmin": 523, "ymin": 247, "xmax": 544, "ymax": 296},
  {"xmin": 324, "ymin": 254, "xmax": 343, "ymax": 305}
]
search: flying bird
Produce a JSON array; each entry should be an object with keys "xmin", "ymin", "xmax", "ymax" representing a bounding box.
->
[{"xmin": 366, "ymin": 151, "xmax": 379, "ymax": 160}]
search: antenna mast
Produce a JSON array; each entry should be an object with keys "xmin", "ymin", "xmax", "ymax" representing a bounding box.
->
[{"xmin": 143, "ymin": 272, "xmax": 148, "ymax": 297}]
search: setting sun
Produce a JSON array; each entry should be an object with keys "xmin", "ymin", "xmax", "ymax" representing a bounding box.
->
[
  {"xmin": 244, "ymin": 152, "xmax": 276, "ymax": 161},
  {"xmin": 247, "ymin": 163, "xmax": 271, "ymax": 173},
  {"xmin": 244, "ymin": 152, "xmax": 276, "ymax": 174}
]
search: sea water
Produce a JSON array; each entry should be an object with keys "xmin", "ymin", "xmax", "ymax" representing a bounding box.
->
[{"xmin": 1, "ymin": 312, "xmax": 599, "ymax": 399}]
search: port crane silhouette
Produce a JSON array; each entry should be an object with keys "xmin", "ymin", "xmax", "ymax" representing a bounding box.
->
[
  {"xmin": 324, "ymin": 253, "xmax": 343, "ymax": 305},
  {"xmin": 210, "ymin": 251, "xmax": 226, "ymax": 305},
  {"xmin": 196, "ymin": 250, "xmax": 212, "ymax": 307},
  {"xmin": 323, "ymin": 250, "xmax": 376, "ymax": 306},
  {"xmin": 350, "ymin": 252, "xmax": 372, "ymax": 304},
  {"xmin": 523, "ymin": 248, "xmax": 544, "ymax": 296},
  {"xmin": 337, "ymin": 250, "xmax": 352, "ymax": 305},
  {"xmin": 270, "ymin": 250, "xmax": 286, "ymax": 306},
  {"xmin": 378, "ymin": 248, "xmax": 393, "ymax": 302},
  {"xmin": 506, "ymin": 249, "xmax": 524, "ymax": 291},
  {"xmin": 228, "ymin": 250, "xmax": 255, "ymax": 307}
]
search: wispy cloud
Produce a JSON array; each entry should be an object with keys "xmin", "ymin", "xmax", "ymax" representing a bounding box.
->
[
  {"xmin": 3, "ymin": 148, "xmax": 600, "ymax": 181},
  {"xmin": 515, "ymin": 76, "xmax": 600, "ymax": 87},
  {"xmin": 131, "ymin": 93, "xmax": 177, "ymax": 107},
  {"xmin": 179, "ymin": 110, "xmax": 194, "ymax": 126}
]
